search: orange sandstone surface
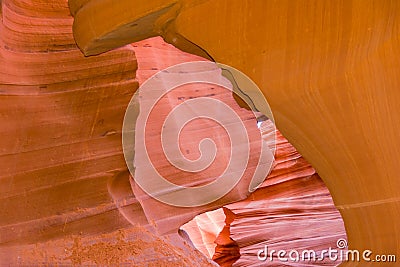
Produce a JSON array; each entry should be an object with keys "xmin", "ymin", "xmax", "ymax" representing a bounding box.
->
[
  {"xmin": 1, "ymin": 1, "xmax": 346, "ymax": 266},
  {"xmin": 70, "ymin": 1, "xmax": 400, "ymax": 264}
]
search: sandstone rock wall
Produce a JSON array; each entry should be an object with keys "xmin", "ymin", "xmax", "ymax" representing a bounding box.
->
[
  {"xmin": 0, "ymin": 1, "xmax": 215, "ymax": 265},
  {"xmin": 70, "ymin": 1, "xmax": 400, "ymax": 262}
]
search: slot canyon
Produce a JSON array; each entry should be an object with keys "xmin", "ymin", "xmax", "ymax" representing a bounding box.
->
[{"xmin": 0, "ymin": 0, "xmax": 399, "ymax": 266}]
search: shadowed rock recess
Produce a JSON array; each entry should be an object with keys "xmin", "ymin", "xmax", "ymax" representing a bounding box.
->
[{"xmin": 2, "ymin": 0, "xmax": 349, "ymax": 266}]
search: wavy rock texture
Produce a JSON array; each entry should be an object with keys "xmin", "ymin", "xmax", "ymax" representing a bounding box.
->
[
  {"xmin": 0, "ymin": 0, "xmax": 138, "ymax": 246},
  {"xmin": 226, "ymin": 128, "xmax": 347, "ymax": 266},
  {"xmin": 0, "ymin": 0, "xmax": 347, "ymax": 265},
  {"xmin": 131, "ymin": 37, "xmax": 274, "ymax": 235},
  {"xmin": 183, "ymin": 123, "xmax": 347, "ymax": 267},
  {"xmin": 134, "ymin": 37, "xmax": 346, "ymax": 266},
  {"xmin": 70, "ymin": 1, "xmax": 400, "ymax": 263},
  {"xmin": 0, "ymin": 1, "xmax": 215, "ymax": 265}
]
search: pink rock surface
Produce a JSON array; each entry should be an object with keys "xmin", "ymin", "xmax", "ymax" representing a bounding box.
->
[
  {"xmin": 134, "ymin": 37, "xmax": 347, "ymax": 266},
  {"xmin": 131, "ymin": 67, "xmax": 273, "ymax": 235},
  {"xmin": 0, "ymin": 0, "xmax": 139, "ymax": 247},
  {"xmin": 184, "ymin": 125, "xmax": 347, "ymax": 266},
  {"xmin": 0, "ymin": 1, "xmax": 346, "ymax": 264},
  {"xmin": 0, "ymin": 1, "xmax": 215, "ymax": 266}
]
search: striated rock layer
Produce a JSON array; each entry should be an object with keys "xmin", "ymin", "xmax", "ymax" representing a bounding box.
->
[
  {"xmin": 0, "ymin": 0, "xmax": 138, "ymax": 247},
  {"xmin": 134, "ymin": 37, "xmax": 346, "ymax": 266},
  {"xmin": 0, "ymin": 1, "xmax": 215, "ymax": 266},
  {"xmin": 1, "ymin": 0, "xmax": 347, "ymax": 265},
  {"xmin": 227, "ymin": 128, "xmax": 347, "ymax": 266},
  {"xmin": 70, "ymin": 1, "xmax": 400, "ymax": 262},
  {"xmin": 183, "ymin": 122, "xmax": 347, "ymax": 266},
  {"xmin": 130, "ymin": 37, "xmax": 274, "ymax": 235}
]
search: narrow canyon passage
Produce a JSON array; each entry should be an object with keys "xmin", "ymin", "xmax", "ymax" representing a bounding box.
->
[
  {"xmin": 69, "ymin": 2, "xmax": 400, "ymax": 263},
  {"xmin": 133, "ymin": 37, "xmax": 347, "ymax": 266},
  {"xmin": 0, "ymin": 0, "xmax": 347, "ymax": 265}
]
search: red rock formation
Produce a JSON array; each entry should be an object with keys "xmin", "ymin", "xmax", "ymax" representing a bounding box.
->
[
  {"xmin": 183, "ymin": 122, "xmax": 347, "ymax": 266},
  {"xmin": 0, "ymin": 1, "xmax": 346, "ymax": 265},
  {"xmin": 69, "ymin": 2, "xmax": 400, "ymax": 260},
  {"xmin": 212, "ymin": 208, "xmax": 241, "ymax": 266},
  {"xmin": 133, "ymin": 37, "xmax": 346, "ymax": 266},
  {"xmin": 0, "ymin": 1, "xmax": 215, "ymax": 265},
  {"xmin": 0, "ymin": 0, "xmax": 139, "ymax": 246},
  {"xmin": 131, "ymin": 37, "xmax": 274, "ymax": 235},
  {"xmin": 226, "ymin": 131, "xmax": 347, "ymax": 266}
]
